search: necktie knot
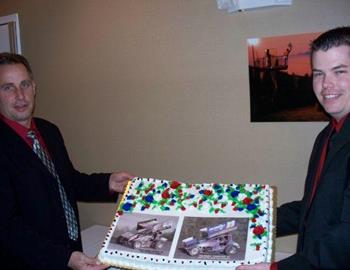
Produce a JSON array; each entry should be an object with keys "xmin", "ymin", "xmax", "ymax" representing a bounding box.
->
[
  {"xmin": 27, "ymin": 130, "xmax": 41, "ymax": 154},
  {"xmin": 27, "ymin": 130, "xmax": 36, "ymax": 140}
]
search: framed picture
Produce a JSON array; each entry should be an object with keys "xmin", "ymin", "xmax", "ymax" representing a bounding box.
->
[
  {"xmin": 247, "ymin": 32, "xmax": 329, "ymax": 122},
  {"xmin": 0, "ymin": 13, "xmax": 22, "ymax": 54}
]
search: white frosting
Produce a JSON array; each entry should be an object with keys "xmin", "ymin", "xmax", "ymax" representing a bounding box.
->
[{"xmin": 98, "ymin": 178, "xmax": 274, "ymax": 269}]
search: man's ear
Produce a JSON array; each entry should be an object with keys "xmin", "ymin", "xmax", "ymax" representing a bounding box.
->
[{"xmin": 32, "ymin": 81, "xmax": 36, "ymax": 96}]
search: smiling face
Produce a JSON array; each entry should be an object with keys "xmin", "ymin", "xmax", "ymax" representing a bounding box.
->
[
  {"xmin": 0, "ymin": 63, "xmax": 36, "ymax": 128},
  {"xmin": 312, "ymin": 45, "xmax": 350, "ymax": 121}
]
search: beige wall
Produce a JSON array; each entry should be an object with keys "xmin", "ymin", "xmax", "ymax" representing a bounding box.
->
[{"xmin": 1, "ymin": 0, "xmax": 349, "ymax": 253}]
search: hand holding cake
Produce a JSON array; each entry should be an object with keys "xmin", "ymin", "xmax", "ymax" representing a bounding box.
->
[
  {"xmin": 68, "ymin": 251, "xmax": 109, "ymax": 270},
  {"xmin": 109, "ymin": 171, "xmax": 135, "ymax": 193}
]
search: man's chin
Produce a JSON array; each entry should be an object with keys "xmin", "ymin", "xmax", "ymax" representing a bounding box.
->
[
  {"xmin": 326, "ymin": 111, "xmax": 348, "ymax": 121},
  {"xmin": 11, "ymin": 113, "xmax": 33, "ymax": 125}
]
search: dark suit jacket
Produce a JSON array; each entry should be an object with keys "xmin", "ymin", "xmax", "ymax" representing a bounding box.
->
[
  {"xmin": 0, "ymin": 118, "xmax": 118, "ymax": 270},
  {"xmin": 277, "ymin": 118, "xmax": 350, "ymax": 269}
]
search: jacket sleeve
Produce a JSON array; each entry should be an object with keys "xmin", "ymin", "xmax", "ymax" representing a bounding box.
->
[
  {"xmin": 276, "ymin": 200, "xmax": 302, "ymax": 237},
  {"xmin": 48, "ymin": 123, "xmax": 119, "ymax": 202},
  {"xmin": 278, "ymin": 205, "xmax": 350, "ymax": 270}
]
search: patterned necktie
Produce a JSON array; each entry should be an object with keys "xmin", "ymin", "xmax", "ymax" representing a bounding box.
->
[{"xmin": 27, "ymin": 130, "xmax": 79, "ymax": 241}]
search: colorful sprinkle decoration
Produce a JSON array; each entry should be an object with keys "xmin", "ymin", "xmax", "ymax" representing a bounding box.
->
[{"xmin": 118, "ymin": 178, "xmax": 271, "ymax": 249}]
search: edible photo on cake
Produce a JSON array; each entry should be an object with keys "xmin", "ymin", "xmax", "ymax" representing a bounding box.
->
[
  {"xmin": 108, "ymin": 212, "xmax": 179, "ymax": 256},
  {"xmin": 174, "ymin": 217, "xmax": 249, "ymax": 260}
]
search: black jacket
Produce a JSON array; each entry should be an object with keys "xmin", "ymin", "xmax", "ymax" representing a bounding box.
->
[
  {"xmin": 0, "ymin": 118, "xmax": 118, "ymax": 270},
  {"xmin": 277, "ymin": 118, "xmax": 350, "ymax": 269}
]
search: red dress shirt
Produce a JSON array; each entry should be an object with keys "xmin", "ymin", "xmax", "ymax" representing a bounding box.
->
[{"xmin": 0, "ymin": 114, "xmax": 49, "ymax": 153}]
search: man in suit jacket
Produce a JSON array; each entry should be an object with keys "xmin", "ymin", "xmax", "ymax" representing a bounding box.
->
[
  {"xmin": 0, "ymin": 52, "xmax": 134, "ymax": 270},
  {"xmin": 238, "ymin": 27, "xmax": 350, "ymax": 270}
]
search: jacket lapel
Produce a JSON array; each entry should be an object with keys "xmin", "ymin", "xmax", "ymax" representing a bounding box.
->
[
  {"xmin": 300, "ymin": 123, "xmax": 331, "ymax": 225},
  {"xmin": 0, "ymin": 120, "xmax": 58, "ymax": 189},
  {"xmin": 323, "ymin": 117, "xmax": 350, "ymax": 173}
]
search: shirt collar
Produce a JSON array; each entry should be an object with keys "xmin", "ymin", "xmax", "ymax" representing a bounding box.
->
[
  {"xmin": 0, "ymin": 113, "xmax": 38, "ymax": 138},
  {"xmin": 331, "ymin": 114, "xmax": 349, "ymax": 133}
]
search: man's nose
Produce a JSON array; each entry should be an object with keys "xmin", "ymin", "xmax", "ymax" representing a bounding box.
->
[
  {"xmin": 322, "ymin": 74, "xmax": 335, "ymax": 89},
  {"xmin": 14, "ymin": 86, "xmax": 25, "ymax": 99}
]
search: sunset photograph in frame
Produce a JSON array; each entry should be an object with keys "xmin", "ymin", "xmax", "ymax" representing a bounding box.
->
[{"xmin": 247, "ymin": 32, "xmax": 329, "ymax": 122}]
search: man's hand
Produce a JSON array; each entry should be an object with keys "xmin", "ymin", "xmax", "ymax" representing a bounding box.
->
[
  {"xmin": 68, "ymin": 251, "xmax": 108, "ymax": 270},
  {"xmin": 109, "ymin": 171, "xmax": 135, "ymax": 193},
  {"xmin": 236, "ymin": 263, "xmax": 271, "ymax": 270}
]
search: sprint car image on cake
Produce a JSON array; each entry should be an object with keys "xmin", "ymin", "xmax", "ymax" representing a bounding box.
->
[
  {"xmin": 117, "ymin": 218, "xmax": 172, "ymax": 250},
  {"xmin": 182, "ymin": 220, "xmax": 240, "ymax": 256}
]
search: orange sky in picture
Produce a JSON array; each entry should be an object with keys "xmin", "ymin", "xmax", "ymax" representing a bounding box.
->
[{"xmin": 248, "ymin": 32, "xmax": 320, "ymax": 76}]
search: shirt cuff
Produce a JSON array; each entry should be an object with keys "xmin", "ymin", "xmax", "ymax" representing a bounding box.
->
[{"xmin": 270, "ymin": 262, "xmax": 278, "ymax": 270}]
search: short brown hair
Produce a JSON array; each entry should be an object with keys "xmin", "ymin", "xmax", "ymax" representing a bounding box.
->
[
  {"xmin": 311, "ymin": 26, "xmax": 350, "ymax": 55},
  {"xmin": 0, "ymin": 52, "xmax": 33, "ymax": 79}
]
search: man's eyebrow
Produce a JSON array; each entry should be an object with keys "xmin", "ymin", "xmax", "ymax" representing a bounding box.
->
[
  {"xmin": 332, "ymin": 64, "xmax": 348, "ymax": 70},
  {"xmin": 0, "ymin": 82, "xmax": 14, "ymax": 88},
  {"xmin": 312, "ymin": 64, "xmax": 348, "ymax": 72}
]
